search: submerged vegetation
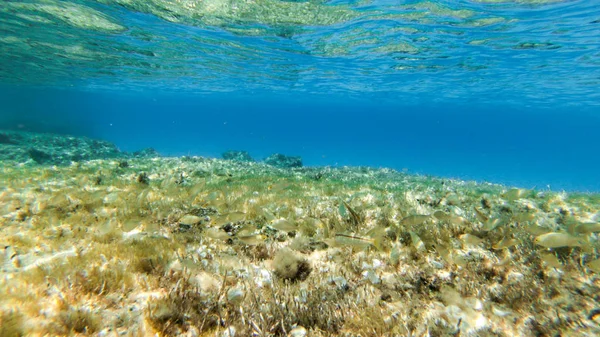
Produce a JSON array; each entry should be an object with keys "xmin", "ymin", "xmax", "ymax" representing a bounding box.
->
[{"xmin": 1, "ymin": 153, "xmax": 600, "ymax": 336}]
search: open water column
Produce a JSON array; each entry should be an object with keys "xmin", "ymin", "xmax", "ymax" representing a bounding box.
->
[{"xmin": 1, "ymin": 0, "xmax": 600, "ymax": 336}]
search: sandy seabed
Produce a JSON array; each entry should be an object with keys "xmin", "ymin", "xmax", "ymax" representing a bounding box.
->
[{"xmin": 1, "ymin": 157, "xmax": 599, "ymax": 336}]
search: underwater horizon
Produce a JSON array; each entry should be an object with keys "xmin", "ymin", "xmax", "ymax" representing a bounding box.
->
[
  {"xmin": 1, "ymin": 0, "xmax": 600, "ymax": 191},
  {"xmin": 3, "ymin": 1, "xmax": 600, "ymax": 336}
]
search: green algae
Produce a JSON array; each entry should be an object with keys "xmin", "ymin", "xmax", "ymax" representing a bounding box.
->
[{"xmin": 0, "ymin": 153, "xmax": 599, "ymax": 336}]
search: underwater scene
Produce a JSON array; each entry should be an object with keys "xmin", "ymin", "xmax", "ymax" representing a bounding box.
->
[{"xmin": 1, "ymin": 0, "xmax": 600, "ymax": 336}]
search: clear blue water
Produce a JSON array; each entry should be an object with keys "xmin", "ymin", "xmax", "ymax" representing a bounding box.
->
[{"xmin": 1, "ymin": 0, "xmax": 599, "ymax": 191}]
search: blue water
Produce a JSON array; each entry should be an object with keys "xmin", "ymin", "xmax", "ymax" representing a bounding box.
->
[{"xmin": 1, "ymin": 0, "xmax": 599, "ymax": 191}]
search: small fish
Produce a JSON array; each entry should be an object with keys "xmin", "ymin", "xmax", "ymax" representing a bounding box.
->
[
  {"xmin": 491, "ymin": 304, "xmax": 513, "ymax": 317},
  {"xmin": 205, "ymin": 192, "xmax": 223, "ymax": 206},
  {"xmin": 390, "ymin": 242, "xmax": 402, "ymax": 266},
  {"xmin": 237, "ymin": 234, "xmax": 267, "ymax": 245},
  {"xmin": 260, "ymin": 208, "xmax": 276, "ymax": 222},
  {"xmin": 204, "ymin": 228, "xmax": 230, "ymax": 241},
  {"xmin": 338, "ymin": 203, "xmax": 347, "ymax": 218},
  {"xmin": 270, "ymin": 218, "xmax": 298, "ymax": 232},
  {"xmin": 540, "ymin": 253, "xmax": 562, "ymax": 269},
  {"xmin": 401, "ymin": 214, "xmax": 430, "ymax": 227},
  {"xmin": 409, "ymin": 231, "xmax": 425, "ymax": 252},
  {"xmin": 496, "ymin": 250, "xmax": 513, "ymax": 266},
  {"xmin": 227, "ymin": 212, "xmax": 246, "ymax": 222},
  {"xmin": 482, "ymin": 218, "xmax": 505, "ymax": 231},
  {"xmin": 98, "ymin": 218, "xmax": 120, "ymax": 236},
  {"xmin": 334, "ymin": 234, "xmax": 373, "ymax": 250},
  {"xmin": 268, "ymin": 183, "xmax": 290, "ymax": 192},
  {"xmin": 492, "ymin": 237, "xmax": 518, "ymax": 250},
  {"xmin": 206, "ymin": 191, "xmax": 220, "ymax": 201},
  {"xmin": 189, "ymin": 183, "xmax": 205, "ymax": 198},
  {"xmin": 123, "ymin": 218, "xmax": 141, "ymax": 231},
  {"xmin": 534, "ymin": 232, "xmax": 584, "ymax": 248},
  {"xmin": 341, "ymin": 200, "xmax": 362, "ymax": 225},
  {"xmin": 586, "ymin": 258, "xmax": 600, "ymax": 273},
  {"xmin": 513, "ymin": 212, "xmax": 536, "ymax": 223},
  {"xmin": 452, "ymin": 252, "xmax": 469, "ymax": 267},
  {"xmin": 301, "ymin": 217, "xmax": 323, "ymax": 229},
  {"xmin": 434, "ymin": 244, "xmax": 453, "ymax": 265},
  {"xmin": 459, "ymin": 234, "xmax": 484, "ymax": 246},
  {"xmin": 524, "ymin": 223, "xmax": 549, "ymax": 236},
  {"xmin": 433, "ymin": 211, "xmax": 467, "ymax": 225},
  {"xmin": 502, "ymin": 188, "xmax": 529, "ymax": 201},
  {"xmin": 448, "ymin": 215, "xmax": 468, "ymax": 226},
  {"xmin": 334, "ymin": 228, "xmax": 385, "ymax": 251},
  {"xmin": 236, "ymin": 226, "xmax": 257, "ymax": 237},
  {"xmin": 433, "ymin": 211, "xmax": 450, "ymax": 221},
  {"xmin": 474, "ymin": 207, "xmax": 489, "ymax": 223},
  {"xmin": 179, "ymin": 215, "xmax": 202, "ymax": 226},
  {"xmin": 574, "ymin": 222, "xmax": 600, "ymax": 234}
]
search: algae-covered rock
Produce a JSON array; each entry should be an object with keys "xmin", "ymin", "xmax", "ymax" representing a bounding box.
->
[
  {"xmin": 0, "ymin": 130, "xmax": 164, "ymax": 165},
  {"xmin": 132, "ymin": 148, "xmax": 161, "ymax": 158},
  {"xmin": 222, "ymin": 150, "xmax": 255, "ymax": 162},
  {"xmin": 0, "ymin": 130, "xmax": 126, "ymax": 165},
  {"xmin": 27, "ymin": 148, "xmax": 53, "ymax": 164},
  {"xmin": 0, "ymin": 133, "xmax": 16, "ymax": 145},
  {"xmin": 264, "ymin": 153, "xmax": 302, "ymax": 168},
  {"xmin": 272, "ymin": 248, "xmax": 311, "ymax": 281}
]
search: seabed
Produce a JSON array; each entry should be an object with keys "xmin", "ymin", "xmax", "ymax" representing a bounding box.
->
[{"xmin": 1, "ymin": 134, "xmax": 600, "ymax": 336}]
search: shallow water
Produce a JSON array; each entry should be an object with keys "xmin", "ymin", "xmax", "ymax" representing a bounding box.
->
[
  {"xmin": 1, "ymin": 1, "xmax": 600, "ymax": 332},
  {"xmin": 1, "ymin": 0, "xmax": 599, "ymax": 103},
  {"xmin": 1, "ymin": 0, "xmax": 599, "ymax": 190}
]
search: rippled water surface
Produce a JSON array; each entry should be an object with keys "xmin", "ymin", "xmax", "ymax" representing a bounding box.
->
[
  {"xmin": 1, "ymin": 0, "xmax": 600, "ymax": 191},
  {"xmin": 1, "ymin": 0, "xmax": 599, "ymax": 107}
]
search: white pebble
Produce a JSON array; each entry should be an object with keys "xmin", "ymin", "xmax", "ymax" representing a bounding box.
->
[
  {"xmin": 289, "ymin": 326, "xmax": 307, "ymax": 337},
  {"xmin": 221, "ymin": 326, "xmax": 236, "ymax": 337},
  {"xmin": 227, "ymin": 287, "xmax": 245, "ymax": 305},
  {"xmin": 363, "ymin": 270, "xmax": 381, "ymax": 284}
]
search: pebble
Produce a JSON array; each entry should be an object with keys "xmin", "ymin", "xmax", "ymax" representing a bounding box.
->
[{"xmin": 289, "ymin": 326, "xmax": 307, "ymax": 337}]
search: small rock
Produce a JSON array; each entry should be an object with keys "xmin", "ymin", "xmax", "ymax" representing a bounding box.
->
[
  {"xmin": 227, "ymin": 287, "xmax": 245, "ymax": 305},
  {"xmin": 222, "ymin": 150, "xmax": 255, "ymax": 162},
  {"xmin": 264, "ymin": 153, "xmax": 302, "ymax": 168},
  {"xmin": 132, "ymin": 147, "xmax": 160, "ymax": 158},
  {"xmin": 288, "ymin": 326, "xmax": 307, "ymax": 337},
  {"xmin": 272, "ymin": 249, "xmax": 311, "ymax": 282},
  {"xmin": 221, "ymin": 326, "xmax": 236, "ymax": 337}
]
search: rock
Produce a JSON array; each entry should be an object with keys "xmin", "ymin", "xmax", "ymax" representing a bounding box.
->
[
  {"xmin": 272, "ymin": 249, "xmax": 311, "ymax": 282},
  {"xmin": 28, "ymin": 148, "xmax": 53, "ymax": 164},
  {"xmin": 222, "ymin": 150, "xmax": 254, "ymax": 162},
  {"xmin": 288, "ymin": 326, "xmax": 307, "ymax": 337},
  {"xmin": 0, "ymin": 130, "xmax": 126, "ymax": 165},
  {"xmin": 0, "ymin": 133, "xmax": 16, "ymax": 145},
  {"xmin": 132, "ymin": 148, "xmax": 160, "ymax": 158},
  {"xmin": 264, "ymin": 153, "xmax": 302, "ymax": 168}
]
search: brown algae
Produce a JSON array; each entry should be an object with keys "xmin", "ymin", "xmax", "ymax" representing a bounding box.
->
[{"xmin": 1, "ymin": 157, "xmax": 600, "ymax": 336}]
